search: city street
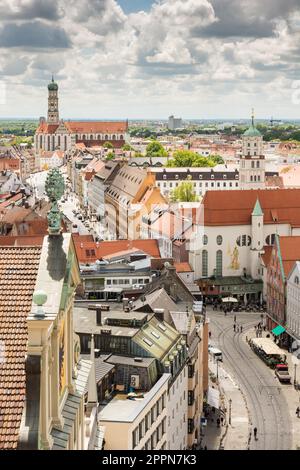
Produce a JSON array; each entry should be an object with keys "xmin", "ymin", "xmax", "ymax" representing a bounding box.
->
[{"xmin": 207, "ymin": 309, "xmax": 293, "ymax": 450}]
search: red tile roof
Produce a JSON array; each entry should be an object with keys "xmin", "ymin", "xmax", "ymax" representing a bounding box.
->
[
  {"xmin": 73, "ymin": 237, "xmax": 161, "ymax": 263},
  {"xmin": 203, "ymin": 189, "xmax": 300, "ymax": 227},
  {"xmin": 0, "ymin": 236, "xmax": 44, "ymax": 246},
  {"xmin": 278, "ymin": 236, "xmax": 300, "ymax": 277},
  {"xmin": 0, "ymin": 246, "xmax": 41, "ymax": 449},
  {"xmin": 174, "ymin": 262, "xmax": 193, "ymax": 273},
  {"xmin": 36, "ymin": 121, "xmax": 128, "ymax": 135}
]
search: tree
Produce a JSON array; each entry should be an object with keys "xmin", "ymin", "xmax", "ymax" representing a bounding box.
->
[
  {"xmin": 106, "ymin": 152, "xmax": 115, "ymax": 160},
  {"xmin": 146, "ymin": 140, "xmax": 168, "ymax": 158},
  {"xmin": 170, "ymin": 178, "xmax": 199, "ymax": 202},
  {"xmin": 103, "ymin": 141, "xmax": 113, "ymax": 149},
  {"xmin": 167, "ymin": 150, "xmax": 218, "ymax": 168},
  {"xmin": 210, "ymin": 154, "xmax": 224, "ymax": 165},
  {"xmin": 122, "ymin": 143, "xmax": 133, "ymax": 151}
]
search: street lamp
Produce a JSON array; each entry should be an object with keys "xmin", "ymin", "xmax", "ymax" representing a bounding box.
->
[{"xmin": 228, "ymin": 398, "xmax": 232, "ymax": 425}]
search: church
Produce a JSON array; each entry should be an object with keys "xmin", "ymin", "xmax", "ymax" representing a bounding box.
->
[{"xmin": 34, "ymin": 77, "xmax": 128, "ymax": 153}]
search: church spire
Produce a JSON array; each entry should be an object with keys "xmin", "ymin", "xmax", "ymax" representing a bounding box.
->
[{"xmin": 251, "ymin": 108, "xmax": 255, "ymax": 127}]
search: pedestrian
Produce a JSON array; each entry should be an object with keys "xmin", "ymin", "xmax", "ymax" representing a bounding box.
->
[
  {"xmin": 220, "ymin": 416, "xmax": 224, "ymax": 426},
  {"xmin": 240, "ymin": 325, "xmax": 243, "ymax": 333},
  {"xmin": 236, "ymin": 325, "xmax": 239, "ymax": 333},
  {"xmin": 217, "ymin": 418, "xmax": 220, "ymax": 427},
  {"xmin": 234, "ymin": 315, "xmax": 237, "ymax": 323},
  {"xmin": 233, "ymin": 324, "xmax": 236, "ymax": 332},
  {"xmin": 253, "ymin": 427, "xmax": 258, "ymax": 440},
  {"xmin": 296, "ymin": 407, "xmax": 300, "ymax": 418}
]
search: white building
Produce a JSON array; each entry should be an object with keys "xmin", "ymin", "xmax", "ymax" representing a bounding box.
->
[
  {"xmin": 239, "ymin": 114, "xmax": 266, "ymax": 189},
  {"xmin": 286, "ymin": 262, "xmax": 300, "ymax": 339},
  {"xmin": 168, "ymin": 115, "xmax": 183, "ymax": 131},
  {"xmin": 167, "ymin": 366, "xmax": 188, "ymax": 450},
  {"xmin": 35, "ymin": 78, "xmax": 128, "ymax": 154},
  {"xmin": 189, "ymin": 188, "xmax": 300, "ymax": 283},
  {"xmin": 99, "ymin": 374, "xmax": 169, "ymax": 450}
]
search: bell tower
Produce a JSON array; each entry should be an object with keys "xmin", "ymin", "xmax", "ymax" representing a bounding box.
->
[
  {"xmin": 47, "ymin": 76, "xmax": 59, "ymax": 124},
  {"xmin": 239, "ymin": 110, "xmax": 265, "ymax": 190}
]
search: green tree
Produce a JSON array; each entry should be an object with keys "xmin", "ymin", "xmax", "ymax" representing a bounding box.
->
[
  {"xmin": 170, "ymin": 178, "xmax": 199, "ymax": 202},
  {"xmin": 167, "ymin": 150, "xmax": 219, "ymax": 168},
  {"xmin": 103, "ymin": 141, "xmax": 113, "ymax": 149},
  {"xmin": 122, "ymin": 143, "xmax": 133, "ymax": 151},
  {"xmin": 209, "ymin": 154, "xmax": 224, "ymax": 165},
  {"xmin": 106, "ymin": 152, "xmax": 115, "ymax": 160},
  {"xmin": 146, "ymin": 140, "xmax": 168, "ymax": 158}
]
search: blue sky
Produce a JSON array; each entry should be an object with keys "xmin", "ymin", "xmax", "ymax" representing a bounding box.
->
[
  {"xmin": 0, "ymin": 0, "xmax": 300, "ymax": 119},
  {"xmin": 117, "ymin": 0, "xmax": 154, "ymax": 13}
]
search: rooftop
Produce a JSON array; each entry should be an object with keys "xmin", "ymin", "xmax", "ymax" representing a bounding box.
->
[
  {"xmin": 0, "ymin": 246, "xmax": 42, "ymax": 449},
  {"xmin": 98, "ymin": 373, "xmax": 170, "ymax": 423}
]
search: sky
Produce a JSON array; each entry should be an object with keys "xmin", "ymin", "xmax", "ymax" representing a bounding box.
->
[{"xmin": 0, "ymin": 0, "xmax": 300, "ymax": 119}]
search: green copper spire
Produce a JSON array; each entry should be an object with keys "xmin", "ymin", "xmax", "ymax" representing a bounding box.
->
[
  {"xmin": 244, "ymin": 109, "xmax": 262, "ymax": 137},
  {"xmin": 45, "ymin": 168, "xmax": 65, "ymax": 235},
  {"xmin": 252, "ymin": 198, "xmax": 263, "ymax": 217}
]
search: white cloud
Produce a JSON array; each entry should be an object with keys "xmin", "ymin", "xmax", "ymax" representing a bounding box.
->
[{"xmin": 0, "ymin": 0, "xmax": 300, "ymax": 118}]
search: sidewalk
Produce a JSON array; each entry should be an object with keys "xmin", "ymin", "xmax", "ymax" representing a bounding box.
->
[
  {"xmin": 201, "ymin": 360, "xmax": 250, "ymax": 450},
  {"xmin": 246, "ymin": 327, "xmax": 300, "ymax": 450}
]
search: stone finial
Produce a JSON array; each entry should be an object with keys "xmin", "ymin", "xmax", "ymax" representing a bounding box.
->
[
  {"xmin": 45, "ymin": 168, "xmax": 65, "ymax": 235},
  {"xmin": 33, "ymin": 290, "xmax": 48, "ymax": 319}
]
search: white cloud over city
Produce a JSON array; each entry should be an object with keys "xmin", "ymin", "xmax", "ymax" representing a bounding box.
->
[{"xmin": 0, "ymin": 0, "xmax": 300, "ymax": 119}]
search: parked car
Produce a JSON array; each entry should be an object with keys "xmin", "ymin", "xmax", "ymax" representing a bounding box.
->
[{"xmin": 275, "ymin": 364, "xmax": 291, "ymax": 383}]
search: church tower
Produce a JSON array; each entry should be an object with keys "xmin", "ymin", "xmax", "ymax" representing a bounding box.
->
[
  {"xmin": 239, "ymin": 110, "xmax": 265, "ymax": 190},
  {"xmin": 47, "ymin": 76, "xmax": 59, "ymax": 124}
]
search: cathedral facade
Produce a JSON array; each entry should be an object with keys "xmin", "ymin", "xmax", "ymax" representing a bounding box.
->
[{"xmin": 35, "ymin": 78, "xmax": 128, "ymax": 153}]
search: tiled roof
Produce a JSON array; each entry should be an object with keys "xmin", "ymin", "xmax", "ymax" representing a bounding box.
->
[
  {"xmin": 65, "ymin": 121, "xmax": 127, "ymax": 134},
  {"xmin": 0, "ymin": 246, "xmax": 41, "ymax": 449},
  {"xmin": 277, "ymin": 236, "xmax": 300, "ymax": 277},
  {"xmin": 174, "ymin": 262, "xmax": 193, "ymax": 273},
  {"xmin": 73, "ymin": 237, "xmax": 161, "ymax": 263},
  {"xmin": 203, "ymin": 189, "xmax": 300, "ymax": 227}
]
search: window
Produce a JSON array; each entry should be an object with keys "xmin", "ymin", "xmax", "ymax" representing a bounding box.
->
[
  {"xmin": 266, "ymin": 234, "xmax": 276, "ymax": 246},
  {"xmin": 295, "ymin": 276, "xmax": 299, "ymax": 285},
  {"xmin": 203, "ymin": 234, "xmax": 208, "ymax": 245},
  {"xmin": 256, "ymin": 161, "xmax": 260, "ymax": 168},
  {"xmin": 132, "ymin": 427, "xmax": 139, "ymax": 448},
  {"xmin": 217, "ymin": 235, "xmax": 223, "ymax": 246},
  {"xmin": 216, "ymin": 250, "xmax": 223, "ymax": 277},
  {"xmin": 236, "ymin": 235, "xmax": 251, "ymax": 247},
  {"xmin": 202, "ymin": 250, "xmax": 208, "ymax": 277}
]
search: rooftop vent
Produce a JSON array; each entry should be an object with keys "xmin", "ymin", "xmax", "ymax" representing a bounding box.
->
[{"xmin": 134, "ymin": 357, "xmax": 143, "ymax": 363}]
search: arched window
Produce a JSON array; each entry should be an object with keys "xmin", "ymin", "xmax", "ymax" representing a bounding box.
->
[
  {"xmin": 216, "ymin": 250, "xmax": 223, "ymax": 277},
  {"xmin": 52, "ymin": 135, "xmax": 55, "ymax": 150},
  {"xmin": 265, "ymin": 234, "xmax": 276, "ymax": 246},
  {"xmin": 112, "ymin": 135, "xmax": 116, "ymax": 140},
  {"xmin": 203, "ymin": 235, "xmax": 208, "ymax": 246},
  {"xmin": 64, "ymin": 135, "xmax": 67, "ymax": 150},
  {"xmin": 47, "ymin": 135, "xmax": 50, "ymax": 150},
  {"xmin": 202, "ymin": 250, "xmax": 208, "ymax": 277},
  {"xmin": 105, "ymin": 134, "xmax": 108, "ymax": 140},
  {"xmin": 120, "ymin": 135, "xmax": 124, "ymax": 140},
  {"xmin": 294, "ymin": 276, "xmax": 299, "ymax": 285},
  {"xmin": 82, "ymin": 134, "xmax": 86, "ymax": 140},
  {"xmin": 97, "ymin": 134, "xmax": 101, "ymax": 140},
  {"xmin": 58, "ymin": 135, "xmax": 61, "ymax": 147},
  {"xmin": 217, "ymin": 235, "xmax": 223, "ymax": 246},
  {"xmin": 90, "ymin": 134, "xmax": 93, "ymax": 140},
  {"xmin": 236, "ymin": 235, "xmax": 251, "ymax": 247},
  {"xmin": 40, "ymin": 135, "xmax": 42, "ymax": 148}
]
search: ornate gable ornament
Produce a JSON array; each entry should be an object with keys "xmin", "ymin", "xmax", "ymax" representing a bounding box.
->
[{"xmin": 45, "ymin": 168, "xmax": 65, "ymax": 235}]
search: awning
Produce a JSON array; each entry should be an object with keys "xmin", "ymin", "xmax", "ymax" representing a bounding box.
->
[
  {"xmin": 272, "ymin": 325, "xmax": 286, "ymax": 336},
  {"xmin": 207, "ymin": 386, "xmax": 220, "ymax": 409},
  {"xmin": 222, "ymin": 297, "xmax": 238, "ymax": 303}
]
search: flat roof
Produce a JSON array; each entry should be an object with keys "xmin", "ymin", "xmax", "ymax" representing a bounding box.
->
[
  {"xmin": 98, "ymin": 373, "xmax": 170, "ymax": 423},
  {"xmin": 73, "ymin": 307, "xmax": 151, "ymax": 337},
  {"xmin": 106, "ymin": 355, "xmax": 155, "ymax": 368}
]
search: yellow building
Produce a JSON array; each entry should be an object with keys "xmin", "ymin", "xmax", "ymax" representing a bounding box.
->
[{"xmin": 0, "ymin": 234, "xmax": 100, "ymax": 450}]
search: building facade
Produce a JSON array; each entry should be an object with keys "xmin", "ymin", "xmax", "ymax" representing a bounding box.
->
[
  {"xmin": 35, "ymin": 78, "xmax": 128, "ymax": 154},
  {"xmin": 286, "ymin": 262, "xmax": 300, "ymax": 340}
]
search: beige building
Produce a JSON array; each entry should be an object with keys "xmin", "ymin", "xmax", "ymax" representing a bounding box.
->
[
  {"xmin": 99, "ymin": 374, "xmax": 169, "ymax": 450},
  {"xmin": 0, "ymin": 234, "xmax": 100, "ymax": 450}
]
